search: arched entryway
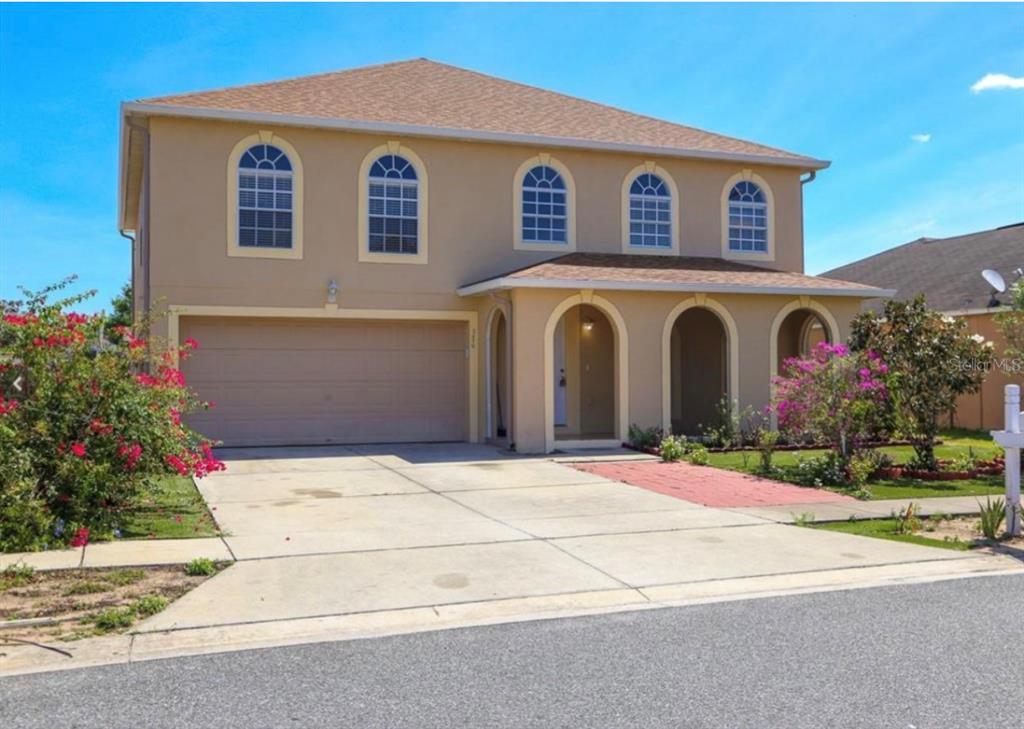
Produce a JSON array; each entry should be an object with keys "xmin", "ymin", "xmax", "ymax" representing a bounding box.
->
[
  {"xmin": 543, "ymin": 294, "xmax": 629, "ymax": 451},
  {"xmin": 768, "ymin": 298, "xmax": 841, "ymax": 427},
  {"xmin": 552, "ymin": 304, "xmax": 615, "ymax": 441},
  {"xmin": 667, "ymin": 307, "xmax": 730, "ymax": 436},
  {"xmin": 775, "ymin": 308, "xmax": 832, "ymax": 367},
  {"xmin": 485, "ymin": 307, "xmax": 511, "ymax": 442}
]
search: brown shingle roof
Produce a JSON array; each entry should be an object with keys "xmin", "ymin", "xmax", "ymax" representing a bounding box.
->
[
  {"xmin": 135, "ymin": 59, "xmax": 823, "ymax": 168},
  {"xmin": 458, "ymin": 253, "xmax": 891, "ymax": 298},
  {"xmin": 822, "ymin": 222, "xmax": 1024, "ymax": 312}
]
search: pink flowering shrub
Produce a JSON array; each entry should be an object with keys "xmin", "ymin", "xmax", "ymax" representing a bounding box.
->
[
  {"xmin": 0, "ymin": 280, "xmax": 223, "ymax": 551},
  {"xmin": 771, "ymin": 341, "xmax": 890, "ymax": 464}
]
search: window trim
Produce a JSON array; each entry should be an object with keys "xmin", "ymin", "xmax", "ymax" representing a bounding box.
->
[
  {"xmin": 620, "ymin": 162, "xmax": 681, "ymax": 255},
  {"xmin": 226, "ymin": 131, "xmax": 303, "ymax": 260},
  {"xmin": 358, "ymin": 142, "xmax": 429, "ymax": 265},
  {"xmin": 513, "ymin": 154, "xmax": 576, "ymax": 252},
  {"xmin": 720, "ymin": 169, "xmax": 775, "ymax": 262}
]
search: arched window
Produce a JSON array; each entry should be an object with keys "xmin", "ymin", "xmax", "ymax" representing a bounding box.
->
[
  {"xmin": 628, "ymin": 173, "xmax": 672, "ymax": 248},
  {"xmin": 368, "ymin": 154, "xmax": 419, "ymax": 254},
  {"xmin": 522, "ymin": 165, "xmax": 567, "ymax": 244},
  {"xmin": 238, "ymin": 144, "xmax": 293, "ymax": 249},
  {"xmin": 727, "ymin": 181, "xmax": 768, "ymax": 252}
]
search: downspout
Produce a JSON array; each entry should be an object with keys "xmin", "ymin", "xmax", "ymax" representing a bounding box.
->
[
  {"xmin": 122, "ymin": 117, "xmax": 151, "ymax": 330},
  {"xmin": 118, "ymin": 229, "xmax": 135, "ymax": 323},
  {"xmin": 489, "ymin": 291, "xmax": 515, "ymax": 451},
  {"xmin": 798, "ymin": 171, "xmax": 817, "ymax": 274}
]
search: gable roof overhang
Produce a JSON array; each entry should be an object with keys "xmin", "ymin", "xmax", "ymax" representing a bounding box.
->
[
  {"xmin": 457, "ymin": 254, "xmax": 895, "ymax": 299},
  {"xmin": 119, "ymin": 101, "xmax": 831, "ymax": 173}
]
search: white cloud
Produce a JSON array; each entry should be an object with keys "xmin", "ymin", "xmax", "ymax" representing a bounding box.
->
[
  {"xmin": 970, "ymin": 73, "xmax": 1024, "ymax": 93},
  {"xmin": 910, "ymin": 133, "xmax": 931, "ymax": 143}
]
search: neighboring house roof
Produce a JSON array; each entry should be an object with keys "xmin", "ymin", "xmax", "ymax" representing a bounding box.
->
[
  {"xmin": 457, "ymin": 253, "xmax": 893, "ymax": 298},
  {"xmin": 821, "ymin": 222, "xmax": 1024, "ymax": 312},
  {"xmin": 126, "ymin": 59, "xmax": 826, "ymax": 171}
]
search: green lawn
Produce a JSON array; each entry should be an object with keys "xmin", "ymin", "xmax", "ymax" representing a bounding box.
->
[
  {"xmin": 116, "ymin": 476, "xmax": 219, "ymax": 540},
  {"xmin": 704, "ymin": 429, "xmax": 1004, "ymax": 500},
  {"xmin": 810, "ymin": 518, "xmax": 973, "ymax": 551}
]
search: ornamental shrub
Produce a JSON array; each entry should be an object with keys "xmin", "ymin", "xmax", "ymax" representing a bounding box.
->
[
  {"xmin": 849, "ymin": 296, "xmax": 989, "ymax": 470},
  {"xmin": 770, "ymin": 341, "xmax": 889, "ymax": 466},
  {"xmin": 0, "ymin": 279, "xmax": 224, "ymax": 551}
]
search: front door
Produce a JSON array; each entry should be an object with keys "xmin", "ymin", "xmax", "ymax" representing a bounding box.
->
[{"xmin": 554, "ymin": 317, "xmax": 567, "ymax": 426}]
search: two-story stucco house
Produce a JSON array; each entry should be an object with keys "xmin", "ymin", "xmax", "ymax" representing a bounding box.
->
[{"xmin": 118, "ymin": 59, "xmax": 889, "ymax": 453}]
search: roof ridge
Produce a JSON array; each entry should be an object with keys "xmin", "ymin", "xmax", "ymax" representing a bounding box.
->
[
  {"xmin": 419, "ymin": 60, "xmax": 811, "ymax": 161},
  {"xmin": 138, "ymin": 57, "xmax": 427, "ymax": 104}
]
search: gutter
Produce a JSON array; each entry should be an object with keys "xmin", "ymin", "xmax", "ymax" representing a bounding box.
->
[
  {"xmin": 121, "ymin": 101, "xmax": 831, "ymax": 172},
  {"xmin": 457, "ymin": 276, "xmax": 896, "ymax": 299}
]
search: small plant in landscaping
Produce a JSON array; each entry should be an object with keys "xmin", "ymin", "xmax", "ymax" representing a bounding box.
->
[
  {"xmin": 0, "ymin": 562, "xmax": 36, "ymax": 590},
  {"xmin": 63, "ymin": 581, "xmax": 110, "ymax": 596},
  {"xmin": 755, "ymin": 428, "xmax": 780, "ymax": 474},
  {"xmin": 184, "ymin": 557, "xmax": 218, "ymax": 577},
  {"xmin": 788, "ymin": 451, "xmax": 847, "ymax": 488},
  {"xmin": 892, "ymin": 503, "xmax": 921, "ymax": 535},
  {"xmin": 949, "ymin": 450, "xmax": 978, "ymax": 473},
  {"xmin": 699, "ymin": 398, "xmax": 755, "ymax": 448},
  {"xmin": 792, "ymin": 512, "xmax": 816, "ymax": 527},
  {"xmin": 628, "ymin": 424, "xmax": 663, "ymax": 450},
  {"xmin": 685, "ymin": 444, "xmax": 710, "ymax": 466},
  {"xmin": 658, "ymin": 435, "xmax": 689, "ymax": 463},
  {"xmin": 131, "ymin": 594, "xmax": 168, "ymax": 617},
  {"xmin": 91, "ymin": 606, "xmax": 136, "ymax": 633},
  {"xmin": 105, "ymin": 568, "xmax": 146, "ymax": 586},
  {"xmin": 977, "ymin": 497, "xmax": 1006, "ymax": 540},
  {"xmin": 846, "ymin": 452, "xmax": 877, "ymax": 491}
]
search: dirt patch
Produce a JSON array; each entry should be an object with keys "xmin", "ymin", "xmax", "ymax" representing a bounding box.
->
[
  {"xmin": 921, "ymin": 515, "xmax": 1024, "ymax": 554},
  {"xmin": 0, "ymin": 563, "xmax": 226, "ymax": 644}
]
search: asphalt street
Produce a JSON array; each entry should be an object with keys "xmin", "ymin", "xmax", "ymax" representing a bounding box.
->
[{"xmin": 3, "ymin": 574, "xmax": 1023, "ymax": 729}]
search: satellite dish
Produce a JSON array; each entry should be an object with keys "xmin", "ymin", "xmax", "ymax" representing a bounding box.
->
[{"xmin": 983, "ymin": 269, "xmax": 1007, "ymax": 293}]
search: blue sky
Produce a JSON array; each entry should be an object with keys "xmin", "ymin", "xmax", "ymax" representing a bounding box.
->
[{"xmin": 1, "ymin": 2, "xmax": 1022, "ymax": 312}]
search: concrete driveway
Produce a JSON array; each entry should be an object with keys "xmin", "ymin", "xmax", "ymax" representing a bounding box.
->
[{"xmin": 131, "ymin": 443, "xmax": 1017, "ymax": 647}]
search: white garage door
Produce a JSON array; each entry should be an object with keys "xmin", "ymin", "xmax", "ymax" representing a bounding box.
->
[{"xmin": 180, "ymin": 317, "xmax": 468, "ymax": 446}]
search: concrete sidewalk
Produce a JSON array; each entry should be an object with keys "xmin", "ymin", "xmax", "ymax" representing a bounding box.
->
[
  {"xmin": 727, "ymin": 494, "xmax": 1000, "ymax": 523},
  {"xmin": 2, "ymin": 445, "xmax": 1019, "ymax": 678},
  {"xmin": 1, "ymin": 538, "xmax": 233, "ymax": 572}
]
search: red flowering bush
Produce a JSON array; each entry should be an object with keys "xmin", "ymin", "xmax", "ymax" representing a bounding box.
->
[
  {"xmin": 0, "ymin": 280, "xmax": 223, "ymax": 552},
  {"xmin": 770, "ymin": 342, "xmax": 890, "ymax": 464}
]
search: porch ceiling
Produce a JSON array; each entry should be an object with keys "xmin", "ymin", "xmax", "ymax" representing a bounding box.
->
[{"xmin": 458, "ymin": 253, "xmax": 896, "ymax": 299}]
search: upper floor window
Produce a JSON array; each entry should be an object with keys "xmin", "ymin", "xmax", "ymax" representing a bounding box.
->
[
  {"xmin": 628, "ymin": 173, "xmax": 671, "ymax": 249},
  {"xmin": 727, "ymin": 181, "xmax": 768, "ymax": 253},
  {"xmin": 238, "ymin": 144, "xmax": 293, "ymax": 249},
  {"xmin": 522, "ymin": 165, "xmax": 567, "ymax": 244},
  {"xmin": 368, "ymin": 154, "xmax": 419, "ymax": 255}
]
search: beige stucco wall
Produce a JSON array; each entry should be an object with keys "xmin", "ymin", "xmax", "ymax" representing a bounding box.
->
[
  {"xmin": 952, "ymin": 313, "xmax": 1023, "ymax": 431},
  {"xmin": 145, "ymin": 116, "xmax": 807, "ymax": 315},
  {"xmin": 139, "ymin": 114, "xmax": 859, "ymax": 452}
]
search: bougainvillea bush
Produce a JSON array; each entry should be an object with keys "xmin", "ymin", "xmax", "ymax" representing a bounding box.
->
[
  {"xmin": 0, "ymin": 281, "xmax": 222, "ymax": 552},
  {"xmin": 849, "ymin": 296, "xmax": 989, "ymax": 471},
  {"xmin": 770, "ymin": 341, "xmax": 890, "ymax": 466}
]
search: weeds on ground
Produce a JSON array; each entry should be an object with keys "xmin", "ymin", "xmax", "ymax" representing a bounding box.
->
[
  {"xmin": 892, "ymin": 503, "xmax": 921, "ymax": 535},
  {"xmin": 184, "ymin": 558, "xmax": 218, "ymax": 577},
  {"xmin": 0, "ymin": 563, "xmax": 36, "ymax": 591}
]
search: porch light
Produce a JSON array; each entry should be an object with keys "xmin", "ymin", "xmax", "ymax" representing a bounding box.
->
[
  {"xmin": 581, "ymin": 317, "xmax": 594, "ymax": 333},
  {"xmin": 326, "ymin": 279, "xmax": 339, "ymax": 304}
]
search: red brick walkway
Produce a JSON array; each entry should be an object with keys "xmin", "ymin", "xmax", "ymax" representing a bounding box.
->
[{"xmin": 575, "ymin": 461, "xmax": 858, "ymax": 508}]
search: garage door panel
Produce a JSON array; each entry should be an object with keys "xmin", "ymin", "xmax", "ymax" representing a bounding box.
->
[{"xmin": 181, "ymin": 317, "xmax": 468, "ymax": 446}]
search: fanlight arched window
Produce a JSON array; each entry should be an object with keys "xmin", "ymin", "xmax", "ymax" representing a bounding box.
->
[
  {"xmin": 628, "ymin": 173, "xmax": 672, "ymax": 248},
  {"xmin": 727, "ymin": 181, "xmax": 768, "ymax": 252},
  {"xmin": 238, "ymin": 144, "xmax": 293, "ymax": 249},
  {"xmin": 368, "ymin": 154, "xmax": 419, "ymax": 254},
  {"xmin": 522, "ymin": 165, "xmax": 567, "ymax": 243}
]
